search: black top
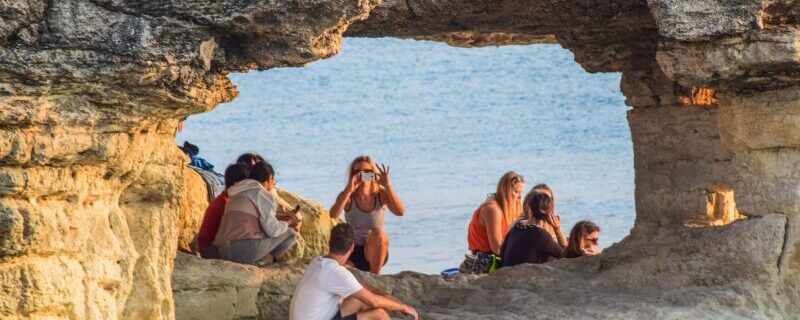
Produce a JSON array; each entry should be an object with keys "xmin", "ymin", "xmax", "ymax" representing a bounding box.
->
[{"xmin": 499, "ymin": 221, "xmax": 563, "ymax": 268}]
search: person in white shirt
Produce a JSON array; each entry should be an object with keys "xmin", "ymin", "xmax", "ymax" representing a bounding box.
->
[{"xmin": 290, "ymin": 223, "xmax": 418, "ymax": 320}]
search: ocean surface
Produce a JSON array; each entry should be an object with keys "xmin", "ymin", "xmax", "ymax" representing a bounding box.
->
[{"xmin": 177, "ymin": 38, "xmax": 634, "ymax": 274}]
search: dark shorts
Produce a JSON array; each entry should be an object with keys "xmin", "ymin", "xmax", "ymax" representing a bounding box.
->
[
  {"xmin": 332, "ymin": 309, "xmax": 357, "ymax": 320},
  {"xmin": 348, "ymin": 245, "xmax": 389, "ymax": 272}
]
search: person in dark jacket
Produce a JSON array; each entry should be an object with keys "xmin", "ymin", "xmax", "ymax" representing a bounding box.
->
[{"xmin": 499, "ymin": 189, "xmax": 564, "ymax": 267}]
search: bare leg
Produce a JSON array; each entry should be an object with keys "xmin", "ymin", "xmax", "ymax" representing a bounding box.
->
[
  {"xmin": 358, "ymin": 309, "xmax": 390, "ymax": 320},
  {"xmin": 365, "ymin": 228, "xmax": 389, "ymax": 274},
  {"xmin": 340, "ymin": 296, "xmax": 390, "ymax": 320}
]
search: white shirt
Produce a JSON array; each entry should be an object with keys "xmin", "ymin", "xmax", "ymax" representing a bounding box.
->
[{"xmin": 290, "ymin": 256, "xmax": 364, "ymax": 320}]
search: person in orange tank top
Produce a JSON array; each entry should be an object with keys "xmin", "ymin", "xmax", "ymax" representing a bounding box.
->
[{"xmin": 467, "ymin": 171, "xmax": 525, "ymax": 255}]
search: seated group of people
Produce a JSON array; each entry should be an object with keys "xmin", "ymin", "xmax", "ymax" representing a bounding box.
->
[
  {"xmin": 462, "ymin": 171, "xmax": 602, "ymax": 273},
  {"xmin": 195, "ymin": 153, "xmax": 416, "ymax": 319},
  {"xmin": 194, "ymin": 154, "xmax": 601, "ymax": 319},
  {"xmin": 196, "ymin": 154, "xmax": 403, "ymax": 275},
  {"xmin": 196, "ymin": 153, "xmax": 302, "ymax": 266}
]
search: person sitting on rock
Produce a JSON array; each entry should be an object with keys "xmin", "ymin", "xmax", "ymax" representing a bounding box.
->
[
  {"xmin": 563, "ymin": 220, "xmax": 601, "ymax": 258},
  {"xmin": 524, "ymin": 183, "xmax": 568, "ymax": 247},
  {"xmin": 290, "ymin": 223, "xmax": 418, "ymax": 320},
  {"xmin": 234, "ymin": 153, "xmax": 302, "ymax": 223},
  {"xmin": 197, "ymin": 162, "xmax": 250, "ymax": 259},
  {"xmin": 213, "ymin": 160, "xmax": 299, "ymax": 266},
  {"xmin": 499, "ymin": 189, "xmax": 564, "ymax": 268},
  {"xmin": 329, "ymin": 156, "xmax": 405, "ymax": 274},
  {"xmin": 461, "ymin": 171, "xmax": 525, "ymax": 273}
]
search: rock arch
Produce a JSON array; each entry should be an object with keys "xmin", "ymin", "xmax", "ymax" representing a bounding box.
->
[{"xmin": 1, "ymin": 0, "xmax": 799, "ymax": 318}]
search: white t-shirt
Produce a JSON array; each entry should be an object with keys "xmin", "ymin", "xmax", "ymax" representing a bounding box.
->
[{"xmin": 290, "ymin": 256, "xmax": 364, "ymax": 320}]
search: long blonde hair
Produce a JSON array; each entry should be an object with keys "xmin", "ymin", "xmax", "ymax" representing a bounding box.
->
[
  {"xmin": 494, "ymin": 171, "xmax": 524, "ymax": 228},
  {"xmin": 348, "ymin": 155, "xmax": 380, "ymax": 194}
]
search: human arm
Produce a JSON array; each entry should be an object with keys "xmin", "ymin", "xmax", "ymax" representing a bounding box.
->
[
  {"xmin": 197, "ymin": 194, "xmax": 226, "ymax": 249},
  {"xmin": 350, "ymin": 288, "xmax": 418, "ymax": 319},
  {"xmin": 331, "ymin": 266, "xmax": 418, "ymax": 319},
  {"xmin": 276, "ymin": 205, "xmax": 302, "ymax": 230},
  {"xmin": 254, "ymin": 190, "xmax": 290, "ymax": 237},
  {"xmin": 480, "ymin": 204, "xmax": 505, "ymax": 255},
  {"xmin": 277, "ymin": 215, "xmax": 302, "ymax": 232},
  {"xmin": 538, "ymin": 228, "xmax": 564, "ymax": 260},
  {"xmin": 377, "ymin": 164, "xmax": 405, "ymax": 216},
  {"xmin": 546, "ymin": 214, "xmax": 568, "ymax": 247},
  {"xmin": 329, "ymin": 174, "xmax": 361, "ymax": 219}
]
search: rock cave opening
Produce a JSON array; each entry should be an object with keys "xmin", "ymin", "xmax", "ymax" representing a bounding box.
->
[
  {"xmin": 3, "ymin": 0, "xmax": 800, "ymax": 318},
  {"xmin": 177, "ymin": 37, "xmax": 634, "ymax": 274}
]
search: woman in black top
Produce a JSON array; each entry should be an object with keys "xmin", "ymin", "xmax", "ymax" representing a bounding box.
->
[{"xmin": 499, "ymin": 189, "xmax": 564, "ymax": 267}]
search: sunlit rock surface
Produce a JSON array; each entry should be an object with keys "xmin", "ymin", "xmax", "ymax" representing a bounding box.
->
[
  {"xmin": 2, "ymin": 0, "xmax": 800, "ymax": 319},
  {"xmin": 177, "ymin": 168, "xmax": 209, "ymax": 252}
]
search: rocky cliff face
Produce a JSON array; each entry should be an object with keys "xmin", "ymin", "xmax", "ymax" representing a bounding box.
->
[
  {"xmin": 2, "ymin": 0, "xmax": 800, "ymax": 319},
  {"xmin": 0, "ymin": 1, "xmax": 376, "ymax": 318}
]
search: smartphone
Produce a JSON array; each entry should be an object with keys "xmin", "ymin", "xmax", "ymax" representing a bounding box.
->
[
  {"xmin": 360, "ymin": 172, "xmax": 375, "ymax": 182},
  {"xmin": 293, "ymin": 205, "xmax": 301, "ymax": 213}
]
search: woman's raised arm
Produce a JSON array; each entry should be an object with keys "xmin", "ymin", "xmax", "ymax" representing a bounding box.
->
[
  {"xmin": 329, "ymin": 174, "xmax": 360, "ymax": 219},
  {"xmin": 378, "ymin": 164, "xmax": 405, "ymax": 216}
]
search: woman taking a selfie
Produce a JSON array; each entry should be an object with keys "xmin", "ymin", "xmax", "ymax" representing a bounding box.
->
[{"xmin": 329, "ymin": 155, "xmax": 405, "ymax": 274}]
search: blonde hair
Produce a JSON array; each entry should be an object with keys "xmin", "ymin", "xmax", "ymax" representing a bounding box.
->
[
  {"xmin": 494, "ymin": 171, "xmax": 524, "ymax": 228},
  {"xmin": 348, "ymin": 155, "xmax": 380, "ymax": 194}
]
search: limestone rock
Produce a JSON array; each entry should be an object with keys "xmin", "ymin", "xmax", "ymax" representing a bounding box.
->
[
  {"xmin": 173, "ymin": 215, "xmax": 796, "ymax": 319},
  {"xmin": 275, "ymin": 189, "xmax": 340, "ymax": 265},
  {"xmin": 172, "ymin": 252, "xmax": 302, "ymax": 320},
  {"xmin": 412, "ymin": 32, "xmax": 557, "ymax": 48},
  {"xmin": 177, "ymin": 167, "xmax": 209, "ymax": 252},
  {"xmin": 3, "ymin": 0, "xmax": 800, "ymax": 319},
  {"xmin": 647, "ymin": 0, "xmax": 763, "ymax": 40},
  {"xmin": 0, "ymin": 0, "xmax": 377, "ymax": 318},
  {"xmin": 656, "ymin": 30, "xmax": 800, "ymax": 91}
]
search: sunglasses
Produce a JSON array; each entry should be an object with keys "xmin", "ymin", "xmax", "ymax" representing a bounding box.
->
[
  {"xmin": 351, "ymin": 169, "xmax": 374, "ymax": 174},
  {"xmin": 511, "ymin": 175, "xmax": 525, "ymax": 183}
]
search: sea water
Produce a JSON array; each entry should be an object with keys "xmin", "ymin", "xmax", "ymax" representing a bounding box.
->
[{"xmin": 177, "ymin": 38, "xmax": 634, "ymax": 274}]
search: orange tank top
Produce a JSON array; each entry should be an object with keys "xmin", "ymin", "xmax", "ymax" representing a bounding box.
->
[{"xmin": 467, "ymin": 200, "xmax": 509, "ymax": 254}]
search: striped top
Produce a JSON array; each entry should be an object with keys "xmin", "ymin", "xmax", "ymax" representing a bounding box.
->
[{"xmin": 344, "ymin": 194, "xmax": 385, "ymax": 246}]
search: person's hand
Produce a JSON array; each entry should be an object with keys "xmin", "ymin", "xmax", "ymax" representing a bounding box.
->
[
  {"xmin": 401, "ymin": 305, "xmax": 418, "ymax": 320},
  {"xmin": 291, "ymin": 206, "xmax": 303, "ymax": 222},
  {"xmin": 289, "ymin": 220, "xmax": 301, "ymax": 232},
  {"xmin": 376, "ymin": 163, "xmax": 391, "ymax": 187},
  {"xmin": 345, "ymin": 173, "xmax": 362, "ymax": 194},
  {"xmin": 581, "ymin": 246, "xmax": 601, "ymax": 256},
  {"xmin": 545, "ymin": 213, "xmax": 561, "ymax": 229}
]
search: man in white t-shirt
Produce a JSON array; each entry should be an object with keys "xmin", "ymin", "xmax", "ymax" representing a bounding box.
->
[{"xmin": 290, "ymin": 223, "xmax": 418, "ymax": 320}]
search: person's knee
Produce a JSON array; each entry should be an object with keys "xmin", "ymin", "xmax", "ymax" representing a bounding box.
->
[
  {"xmin": 340, "ymin": 296, "xmax": 368, "ymax": 316},
  {"xmin": 368, "ymin": 228, "xmax": 388, "ymax": 246},
  {"xmin": 285, "ymin": 228, "xmax": 298, "ymax": 240},
  {"xmin": 271, "ymin": 229, "xmax": 299, "ymax": 259},
  {"xmin": 359, "ymin": 308, "xmax": 389, "ymax": 320}
]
